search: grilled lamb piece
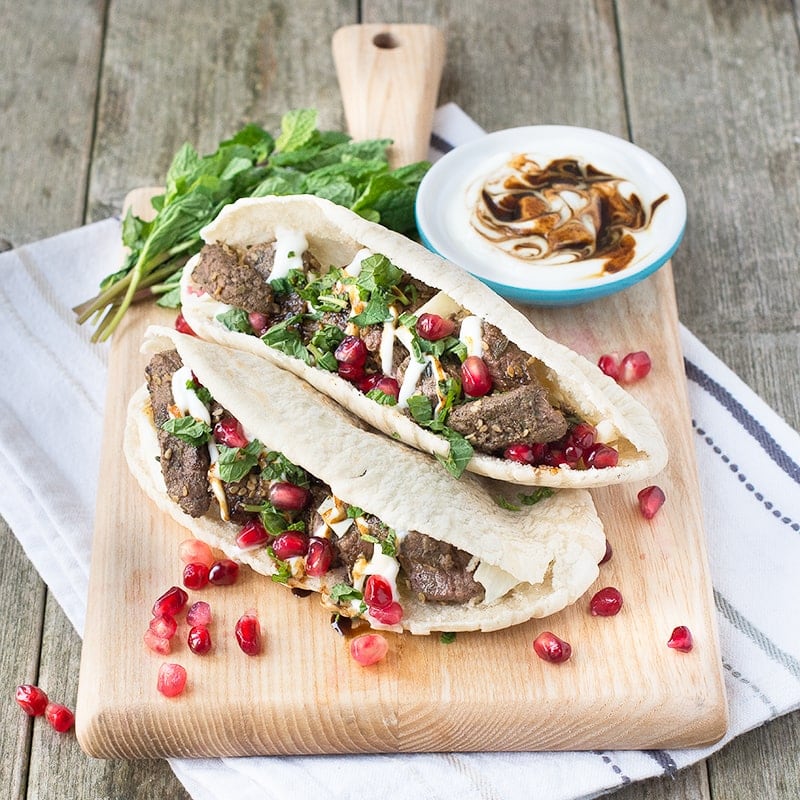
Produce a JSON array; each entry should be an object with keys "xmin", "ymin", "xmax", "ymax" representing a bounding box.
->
[
  {"xmin": 398, "ymin": 531, "xmax": 484, "ymax": 604},
  {"xmin": 446, "ymin": 382, "xmax": 567, "ymax": 452},
  {"xmin": 480, "ymin": 322, "xmax": 534, "ymax": 391},
  {"xmin": 144, "ymin": 349, "xmax": 211, "ymax": 518}
]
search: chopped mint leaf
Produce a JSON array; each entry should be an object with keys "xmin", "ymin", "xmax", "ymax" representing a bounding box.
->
[
  {"xmin": 329, "ymin": 583, "xmax": 363, "ymax": 604},
  {"xmin": 436, "ymin": 428, "xmax": 474, "ymax": 479},
  {"xmin": 365, "ymin": 388, "xmax": 398, "ymax": 406},
  {"xmin": 217, "ymin": 439, "xmax": 262, "ymax": 483},
  {"xmin": 518, "ymin": 487, "xmax": 556, "ymax": 505},
  {"xmin": 160, "ymin": 416, "xmax": 211, "ymax": 447},
  {"xmin": 346, "ymin": 505, "xmax": 365, "ymax": 518},
  {"xmin": 355, "ymin": 254, "xmax": 403, "ymax": 293},
  {"xmin": 440, "ymin": 632, "xmax": 457, "ymax": 644},
  {"xmin": 217, "ymin": 307, "xmax": 253, "ymax": 334},
  {"xmin": 186, "ymin": 378, "xmax": 213, "ymax": 406},
  {"xmin": 260, "ymin": 450, "xmax": 310, "ymax": 487}
]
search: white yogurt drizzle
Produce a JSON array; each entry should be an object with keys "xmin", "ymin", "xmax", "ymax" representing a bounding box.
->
[{"xmin": 267, "ymin": 226, "xmax": 309, "ymax": 282}]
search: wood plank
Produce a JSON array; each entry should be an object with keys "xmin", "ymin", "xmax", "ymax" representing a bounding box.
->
[
  {"xmin": 0, "ymin": 0, "xmax": 104, "ymax": 245},
  {"xmin": 0, "ymin": 521, "xmax": 47, "ymax": 800},
  {"xmin": 87, "ymin": 0, "xmax": 358, "ymax": 222}
]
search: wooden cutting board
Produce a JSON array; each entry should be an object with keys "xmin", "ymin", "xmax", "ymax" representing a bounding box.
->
[{"xmin": 76, "ymin": 25, "xmax": 727, "ymax": 758}]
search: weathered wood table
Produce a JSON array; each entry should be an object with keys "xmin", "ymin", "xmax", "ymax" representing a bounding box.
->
[{"xmin": 2, "ymin": 1, "xmax": 798, "ymax": 797}]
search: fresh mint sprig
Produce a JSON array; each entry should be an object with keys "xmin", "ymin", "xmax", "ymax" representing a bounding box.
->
[{"xmin": 74, "ymin": 108, "xmax": 430, "ymax": 342}]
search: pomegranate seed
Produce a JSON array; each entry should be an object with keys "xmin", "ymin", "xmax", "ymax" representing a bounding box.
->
[
  {"xmin": 149, "ymin": 614, "xmax": 178, "ymax": 640},
  {"xmin": 183, "ymin": 562, "xmax": 210, "ymax": 590},
  {"xmin": 236, "ymin": 518, "xmax": 271, "ymax": 550},
  {"xmin": 461, "ymin": 355, "xmax": 493, "ymax": 397},
  {"xmin": 175, "ymin": 311, "xmax": 196, "ymax": 336},
  {"xmin": 599, "ymin": 538, "xmax": 613, "ymax": 565},
  {"xmin": 503, "ymin": 442, "xmax": 536, "ymax": 464},
  {"xmin": 15, "ymin": 684, "xmax": 48, "ymax": 716},
  {"xmin": 248, "ymin": 311, "xmax": 270, "ymax": 335},
  {"xmin": 271, "ymin": 531, "xmax": 309, "ymax": 560},
  {"xmin": 597, "ymin": 352, "xmax": 621, "ymax": 380},
  {"xmin": 533, "ymin": 631, "xmax": 572, "ymax": 663},
  {"xmin": 563, "ymin": 444, "xmax": 584, "ymax": 466},
  {"xmin": 568, "ymin": 422, "xmax": 596, "ymax": 450},
  {"xmin": 590, "ymin": 586, "xmax": 624, "ymax": 616},
  {"xmin": 416, "ymin": 313, "xmax": 455, "ymax": 341},
  {"xmin": 373, "ymin": 376, "xmax": 400, "ymax": 401},
  {"xmin": 44, "ymin": 702, "xmax": 75, "ymax": 733},
  {"xmin": 208, "ymin": 559, "xmax": 239, "ymax": 586},
  {"xmin": 178, "ymin": 538, "xmax": 215, "ymax": 568},
  {"xmin": 638, "ymin": 485, "xmax": 666, "ymax": 519},
  {"xmin": 268, "ymin": 482, "xmax": 310, "ymax": 512},
  {"xmin": 335, "ymin": 335, "xmax": 367, "ymax": 366},
  {"xmin": 543, "ymin": 448, "xmax": 567, "ymax": 467},
  {"xmin": 338, "ymin": 361, "xmax": 365, "ymax": 382},
  {"xmin": 157, "ymin": 662, "xmax": 187, "ymax": 697},
  {"xmin": 369, "ymin": 601, "xmax": 404, "ymax": 626},
  {"xmin": 350, "ymin": 633, "xmax": 389, "ymax": 666},
  {"xmin": 305, "ymin": 537, "xmax": 333, "ymax": 576},
  {"xmin": 619, "ymin": 351, "xmax": 652, "ymax": 383},
  {"xmin": 364, "ymin": 574, "xmax": 393, "ymax": 609},
  {"xmin": 584, "ymin": 443, "xmax": 619, "ymax": 469},
  {"xmin": 143, "ymin": 629, "xmax": 171, "ymax": 655},
  {"xmin": 235, "ymin": 612, "xmax": 262, "ymax": 656},
  {"xmin": 356, "ymin": 373, "xmax": 381, "ymax": 392},
  {"xmin": 213, "ymin": 417, "xmax": 248, "ymax": 448},
  {"xmin": 186, "ymin": 601, "xmax": 212, "ymax": 627},
  {"xmin": 188, "ymin": 625, "xmax": 212, "ymax": 655},
  {"xmin": 667, "ymin": 625, "xmax": 694, "ymax": 653},
  {"xmin": 152, "ymin": 586, "xmax": 188, "ymax": 617}
]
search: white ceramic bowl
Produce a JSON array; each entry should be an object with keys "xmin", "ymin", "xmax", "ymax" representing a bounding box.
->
[{"xmin": 415, "ymin": 125, "xmax": 686, "ymax": 306}]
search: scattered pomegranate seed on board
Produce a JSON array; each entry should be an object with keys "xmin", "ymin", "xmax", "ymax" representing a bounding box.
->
[
  {"xmin": 143, "ymin": 629, "xmax": 171, "ymax": 655},
  {"xmin": 149, "ymin": 614, "xmax": 177, "ymax": 640},
  {"xmin": 178, "ymin": 538, "xmax": 215, "ymax": 568},
  {"xmin": 157, "ymin": 663, "xmax": 187, "ymax": 697},
  {"xmin": 152, "ymin": 586, "xmax": 188, "ymax": 617},
  {"xmin": 15, "ymin": 684, "xmax": 48, "ymax": 716},
  {"xmin": 667, "ymin": 626, "xmax": 694, "ymax": 653},
  {"xmin": 182, "ymin": 562, "xmax": 210, "ymax": 590},
  {"xmin": 597, "ymin": 352, "xmax": 621, "ymax": 379},
  {"xmin": 589, "ymin": 587, "xmax": 624, "ymax": 616},
  {"xmin": 638, "ymin": 485, "xmax": 666, "ymax": 519},
  {"xmin": 45, "ymin": 702, "xmax": 75, "ymax": 733},
  {"xmin": 186, "ymin": 601, "xmax": 212, "ymax": 627},
  {"xmin": 208, "ymin": 559, "xmax": 239, "ymax": 586},
  {"xmin": 188, "ymin": 625, "xmax": 212, "ymax": 655},
  {"xmin": 235, "ymin": 612, "xmax": 262, "ymax": 656},
  {"xmin": 619, "ymin": 350, "xmax": 652, "ymax": 383},
  {"xmin": 533, "ymin": 631, "xmax": 572, "ymax": 663},
  {"xmin": 350, "ymin": 633, "xmax": 389, "ymax": 666}
]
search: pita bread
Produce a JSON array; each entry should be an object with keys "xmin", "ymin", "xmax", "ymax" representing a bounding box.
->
[
  {"xmin": 125, "ymin": 326, "xmax": 606, "ymax": 634},
  {"xmin": 179, "ymin": 194, "xmax": 667, "ymax": 488}
]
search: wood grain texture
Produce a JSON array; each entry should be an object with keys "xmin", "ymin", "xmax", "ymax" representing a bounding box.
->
[{"xmin": 333, "ymin": 24, "xmax": 446, "ymax": 166}]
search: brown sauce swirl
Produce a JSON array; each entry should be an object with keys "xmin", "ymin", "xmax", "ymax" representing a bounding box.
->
[{"xmin": 471, "ymin": 154, "xmax": 668, "ymax": 274}]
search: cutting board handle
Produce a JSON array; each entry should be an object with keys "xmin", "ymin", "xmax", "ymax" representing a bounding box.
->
[{"xmin": 332, "ymin": 23, "xmax": 446, "ymax": 168}]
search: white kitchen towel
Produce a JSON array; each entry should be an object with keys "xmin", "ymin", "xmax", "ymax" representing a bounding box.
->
[{"xmin": 1, "ymin": 104, "xmax": 798, "ymax": 800}]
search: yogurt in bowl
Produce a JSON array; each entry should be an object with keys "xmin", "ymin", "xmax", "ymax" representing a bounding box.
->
[{"xmin": 415, "ymin": 125, "xmax": 686, "ymax": 306}]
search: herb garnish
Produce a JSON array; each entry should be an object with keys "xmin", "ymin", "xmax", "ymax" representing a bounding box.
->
[
  {"xmin": 74, "ymin": 108, "xmax": 430, "ymax": 342},
  {"xmin": 440, "ymin": 632, "xmax": 457, "ymax": 644},
  {"xmin": 494, "ymin": 487, "xmax": 556, "ymax": 511},
  {"xmin": 216, "ymin": 439, "xmax": 263, "ymax": 483},
  {"xmin": 160, "ymin": 416, "xmax": 212, "ymax": 447}
]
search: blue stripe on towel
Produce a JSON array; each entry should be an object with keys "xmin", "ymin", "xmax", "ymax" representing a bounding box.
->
[{"xmin": 684, "ymin": 358, "xmax": 800, "ymax": 484}]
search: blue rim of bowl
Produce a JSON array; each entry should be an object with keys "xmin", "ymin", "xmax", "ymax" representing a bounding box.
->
[
  {"xmin": 415, "ymin": 125, "xmax": 686, "ymax": 306},
  {"xmin": 417, "ymin": 222, "xmax": 685, "ymax": 306}
]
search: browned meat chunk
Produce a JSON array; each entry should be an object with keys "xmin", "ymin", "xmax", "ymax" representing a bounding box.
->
[
  {"xmin": 447, "ymin": 383, "xmax": 567, "ymax": 452},
  {"xmin": 481, "ymin": 322, "xmax": 533, "ymax": 391},
  {"xmin": 398, "ymin": 531, "xmax": 484, "ymax": 604},
  {"xmin": 192, "ymin": 242, "xmax": 275, "ymax": 315},
  {"xmin": 144, "ymin": 349, "xmax": 211, "ymax": 518}
]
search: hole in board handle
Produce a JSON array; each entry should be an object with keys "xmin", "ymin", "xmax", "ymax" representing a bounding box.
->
[{"xmin": 372, "ymin": 32, "xmax": 400, "ymax": 49}]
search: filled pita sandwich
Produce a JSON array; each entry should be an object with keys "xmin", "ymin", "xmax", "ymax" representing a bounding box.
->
[
  {"xmin": 124, "ymin": 326, "xmax": 606, "ymax": 634},
  {"xmin": 178, "ymin": 195, "xmax": 667, "ymax": 487}
]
